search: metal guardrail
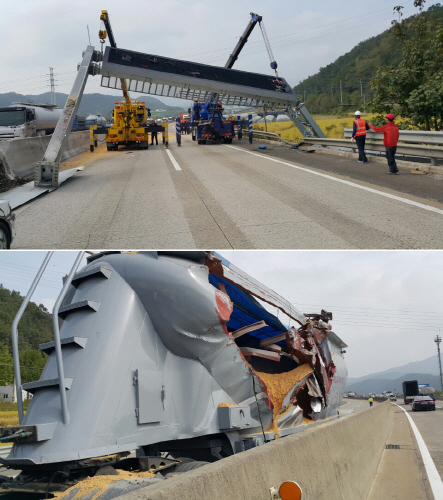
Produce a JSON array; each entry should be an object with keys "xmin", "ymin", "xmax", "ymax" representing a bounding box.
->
[
  {"xmin": 252, "ymin": 127, "xmax": 443, "ymax": 165},
  {"xmin": 252, "ymin": 130, "xmax": 298, "ymax": 147},
  {"xmin": 301, "ymin": 137, "xmax": 443, "ymax": 164},
  {"xmin": 344, "ymin": 128, "xmax": 443, "ymax": 145}
]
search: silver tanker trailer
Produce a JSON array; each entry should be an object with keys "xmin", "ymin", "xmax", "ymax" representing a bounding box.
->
[
  {"xmin": 0, "ymin": 251, "xmax": 347, "ymax": 498},
  {"xmin": 0, "ymin": 103, "xmax": 63, "ymax": 139}
]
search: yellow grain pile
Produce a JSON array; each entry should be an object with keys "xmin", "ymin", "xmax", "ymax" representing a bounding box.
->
[
  {"xmin": 55, "ymin": 469, "xmax": 155, "ymax": 500},
  {"xmin": 218, "ymin": 403, "xmax": 239, "ymax": 407},
  {"xmin": 255, "ymin": 363, "xmax": 313, "ymax": 418}
]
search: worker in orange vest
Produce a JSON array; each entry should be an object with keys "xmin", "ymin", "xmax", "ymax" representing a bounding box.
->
[{"xmin": 351, "ymin": 111, "xmax": 370, "ymax": 164}]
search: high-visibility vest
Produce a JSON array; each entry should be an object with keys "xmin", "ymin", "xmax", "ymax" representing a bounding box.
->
[{"xmin": 354, "ymin": 118, "xmax": 367, "ymax": 137}]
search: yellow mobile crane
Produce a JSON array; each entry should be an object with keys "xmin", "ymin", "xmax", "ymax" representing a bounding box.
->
[{"xmin": 99, "ymin": 10, "xmax": 150, "ymax": 151}]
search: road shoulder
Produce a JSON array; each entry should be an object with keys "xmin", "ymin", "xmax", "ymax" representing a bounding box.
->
[{"xmin": 367, "ymin": 404, "xmax": 432, "ymax": 499}]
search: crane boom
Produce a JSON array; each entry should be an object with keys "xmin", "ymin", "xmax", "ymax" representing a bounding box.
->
[
  {"xmin": 225, "ymin": 12, "xmax": 261, "ymax": 69},
  {"xmin": 99, "ymin": 10, "xmax": 131, "ymax": 105}
]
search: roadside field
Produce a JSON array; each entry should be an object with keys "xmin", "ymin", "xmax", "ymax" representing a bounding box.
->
[{"xmin": 253, "ymin": 114, "xmax": 379, "ymax": 141}]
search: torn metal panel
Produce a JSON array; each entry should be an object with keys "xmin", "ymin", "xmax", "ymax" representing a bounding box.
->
[{"xmin": 100, "ymin": 47, "xmax": 298, "ymax": 108}]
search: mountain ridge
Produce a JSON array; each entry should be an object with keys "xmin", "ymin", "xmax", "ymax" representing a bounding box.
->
[
  {"xmin": 0, "ymin": 92, "xmax": 186, "ymax": 119},
  {"xmin": 346, "ymin": 355, "xmax": 441, "ymax": 394}
]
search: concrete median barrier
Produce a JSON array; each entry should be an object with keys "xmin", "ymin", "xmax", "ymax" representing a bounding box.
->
[
  {"xmin": 123, "ymin": 401, "xmax": 393, "ymax": 500},
  {"xmin": 0, "ymin": 131, "xmax": 96, "ymax": 180}
]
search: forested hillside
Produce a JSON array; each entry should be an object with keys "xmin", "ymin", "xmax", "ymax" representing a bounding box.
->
[
  {"xmin": 295, "ymin": 4, "xmax": 443, "ymax": 114},
  {"xmin": 0, "ymin": 284, "xmax": 51, "ymax": 385}
]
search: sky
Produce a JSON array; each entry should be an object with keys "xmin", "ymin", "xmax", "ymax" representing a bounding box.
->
[
  {"xmin": 0, "ymin": 250, "xmax": 441, "ymax": 380},
  {"xmin": 0, "ymin": 0, "xmax": 431, "ymax": 108}
]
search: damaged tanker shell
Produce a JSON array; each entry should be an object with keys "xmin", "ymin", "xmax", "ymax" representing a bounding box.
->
[{"xmin": 2, "ymin": 251, "xmax": 347, "ymax": 495}]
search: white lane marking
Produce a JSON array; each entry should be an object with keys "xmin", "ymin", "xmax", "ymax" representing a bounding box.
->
[
  {"xmin": 166, "ymin": 149, "xmax": 182, "ymax": 171},
  {"xmin": 395, "ymin": 404, "xmax": 443, "ymax": 497},
  {"xmin": 341, "ymin": 402, "xmax": 350, "ymax": 407},
  {"xmin": 226, "ymin": 145, "xmax": 443, "ymax": 216}
]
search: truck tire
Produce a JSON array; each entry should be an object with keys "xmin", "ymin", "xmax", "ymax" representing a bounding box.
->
[
  {"xmin": 173, "ymin": 460, "xmax": 209, "ymax": 473},
  {"xmin": 0, "ymin": 221, "xmax": 11, "ymax": 249},
  {"xmin": 106, "ymin": 143, "xmax": 114, "ymax": 151}
]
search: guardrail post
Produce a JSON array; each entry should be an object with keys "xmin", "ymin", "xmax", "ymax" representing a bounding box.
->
[
  {"xmin": 93, "ymin": 124, "xmax": 97, "ymax": 147},
  {"xmin": 176, "ymin": 118, "xmax": 181, "ymax": 146},
  {"xmin": 248, "ymin": 114, "xmax": 253, "ymax": 144},
  {"xmin": 89, "ymin": 126, "xmax": 94, "ymax": 152},
  {"xmin": 237, "ymin": 115, "xmax": 242, "ymax": 140}
]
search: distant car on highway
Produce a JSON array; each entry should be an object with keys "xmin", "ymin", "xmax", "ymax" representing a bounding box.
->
[
  {"xmin": 389, "ymin": 394, "xmax": 397, "ymax": 401},
  {"xmin": 0, "ymin": 199, "xmax": 15, "ymax": 249},
  {"xmin": 412, "ymin": 395, "xmax": 435, "ymax": 411}
]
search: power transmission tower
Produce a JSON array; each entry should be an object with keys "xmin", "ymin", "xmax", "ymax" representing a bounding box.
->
[
  {"xmin": 435, "ymin": 334, "xmax": 443, "ymax": 391},
  {"xmin": 49, "ymin": 67, "xmax": 56, "ymax": 106}
]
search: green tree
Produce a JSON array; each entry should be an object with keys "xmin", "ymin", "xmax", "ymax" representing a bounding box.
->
[
  {"xmin": 0, "ymin": 348, "xmax": 14, "ymax": 386},
  {"xmin": 20, "ymin": 349, "xmax": 47, "ymax": 384},
  {"xmin": 370, "ymin": 1, "xmax": 443, "ymax": 130}
]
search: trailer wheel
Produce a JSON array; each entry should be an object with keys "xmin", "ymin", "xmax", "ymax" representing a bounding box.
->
[
  {"xmin": 223, "ymin": 138, "xmax": 232, "ymax": 144},
  {"xmin": 173, "ymin": 460, "xmax": 209, "ymax": 473},
  {"xmin": 0, "ymin": 222, "xmax": 11, "ymax": 249},
  {"xmin": 106, "ymin": 144, "xmax": 114, "ymax": 151},
  {"xmin": 201, "ymin": 140, "xmax": 206, "ymax": 145},
  {"xmin": 197, "ymin": 139, "xmax": 201, "ymax": 145},
  {"xmin": 113, "ymin": 145, "xmax": 119, "ymax": 151}
]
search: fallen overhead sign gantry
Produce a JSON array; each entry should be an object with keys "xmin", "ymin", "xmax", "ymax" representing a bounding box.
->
[{"xmin": 100, "ymin": 47, "xmax": 298, "ymax": 108}]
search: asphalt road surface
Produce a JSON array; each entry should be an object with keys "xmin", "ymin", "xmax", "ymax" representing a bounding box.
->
[
  {"xmin": 340, "ymin": 397, "xmax": 372, "ymax": 414},
  {"xmin": 404, "ymin": 400, "xmax": 443, "ymax": 481},
  {"xmin": 12, "ymin": 134, "xmax": 443, "ymax": 249}
]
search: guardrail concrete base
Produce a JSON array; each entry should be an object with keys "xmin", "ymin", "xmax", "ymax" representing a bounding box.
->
[
  {"xmin": 121, "ymin": 402, "xmax": 393, "ymax": 500},
  {"xmin": 0, "ymin": 131, "xmax": 94, "ymax": 182}
]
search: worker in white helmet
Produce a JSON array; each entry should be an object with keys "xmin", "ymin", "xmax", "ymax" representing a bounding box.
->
[{"xmin": 351, "ymin": 111, "xmax": 370, "ymax": 164}]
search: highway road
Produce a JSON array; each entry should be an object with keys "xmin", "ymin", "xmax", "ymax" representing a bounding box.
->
[
  {"xmin": 340, "ymin": 397, "xmax": 372, "ymax": 414},
  {"xmin": 403, "ymin": 401, "xmax": 443, "ymax": 481},
  {"xmin": 12, "ymin": 134, "xmax": 443, "ymax": 249}
]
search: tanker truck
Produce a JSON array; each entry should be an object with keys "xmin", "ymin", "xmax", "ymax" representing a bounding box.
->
[
  {"xmin": 85, "ymin": 114, "xmax": 107, "ymax": 128},
  {"xmin": 0, "ymin": 103, "xmax": 63, "ymax": 139},
  {"xmin": 1, "ymin": 251, "xmax": 347, "ymax": 498}
]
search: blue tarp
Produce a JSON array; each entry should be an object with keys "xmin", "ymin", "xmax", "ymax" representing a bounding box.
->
[{"xmin": 209, "ymin": 274, "xmax": 287, "ymax": 341}]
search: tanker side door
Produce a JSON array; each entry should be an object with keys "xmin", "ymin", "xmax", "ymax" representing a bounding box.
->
[{"xmin": 134, "ymin": 368, "xmax": 164, "ymax": 424}]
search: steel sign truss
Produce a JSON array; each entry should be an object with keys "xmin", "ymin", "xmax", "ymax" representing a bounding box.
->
[{"xmin": 100, "ymin": 47, "xmax": 298, "ymax": 108}]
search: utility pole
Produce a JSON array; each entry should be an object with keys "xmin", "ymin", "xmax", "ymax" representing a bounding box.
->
[
  {"xmin": 340, "ymin": 80, "xmax": 343, "ymax": 104},
  {"xmin": 360, "ymin": 80, "xmax": 363, "ymax": 97},
  {"xmin": 49, "ymin": 67, "xmax": 56, "ymax": 106},
  {"xmin": 435, "ymin": 334, "xmax": 443, "ymax": 392}
]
